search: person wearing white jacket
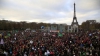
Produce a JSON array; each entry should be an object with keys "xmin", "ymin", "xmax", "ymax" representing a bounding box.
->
[{"xmin": 44, "ymin": 50, "xmax": 50, "ymax": 56}]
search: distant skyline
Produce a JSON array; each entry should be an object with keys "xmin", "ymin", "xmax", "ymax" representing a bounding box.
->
[{"xmin": 0, "ymin": 0, "xmax": 100, "ymax": 25}]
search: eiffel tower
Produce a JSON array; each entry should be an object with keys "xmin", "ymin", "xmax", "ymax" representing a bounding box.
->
[{"xmin": 71, "ymin": 3, "xmax": 79, "ymax": 32}]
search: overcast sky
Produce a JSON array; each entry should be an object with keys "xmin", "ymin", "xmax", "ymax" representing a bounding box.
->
[{"xmin": 0, "ymin": 0, "xmax": 100, "ymax": 25}]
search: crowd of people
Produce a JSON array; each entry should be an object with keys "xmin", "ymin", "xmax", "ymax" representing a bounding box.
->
[{"xmin": 0, "ymin": 30, "xmax": 100, "ymax": 56}]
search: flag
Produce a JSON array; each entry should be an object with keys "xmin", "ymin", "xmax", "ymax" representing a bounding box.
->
[
  {"xmin": 41, "ymin": 26, "xmax": 44, "ymax": 29},
  {"xmin": 0, "ymin": 38, "xmax": 4, "ymax": 44},
  {"xmin": 5, "ymin": 36, "xmax": 8, "ymax": 38},
  {"xmin": 58, "ymin": 33, "xmax": 63, "ymax": 37},
  {"xmin": 7, "ymin": 33, "xmax": 11, "ymax": 37}
]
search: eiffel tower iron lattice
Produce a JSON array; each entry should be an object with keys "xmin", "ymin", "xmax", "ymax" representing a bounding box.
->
[{"xmin": 71, "ymin": 3, "xmax": 78, "ymax": 25}]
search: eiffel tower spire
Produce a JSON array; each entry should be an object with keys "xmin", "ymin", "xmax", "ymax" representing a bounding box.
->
[{"xmin": 74, "ymin": 3, "xmax": 76, "ymax": 17}]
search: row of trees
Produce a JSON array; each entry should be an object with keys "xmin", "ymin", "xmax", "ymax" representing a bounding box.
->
[
  {"xmin": 0, "ymin": 20, "xmax": 100, "ymax": 31},
  {"xmin": 81, "ymin": 21, "xmax": 100, "ymax": 30},
  {"xmin": 0, "ymin": 20, "xmax": 57, "ymax": 30}
]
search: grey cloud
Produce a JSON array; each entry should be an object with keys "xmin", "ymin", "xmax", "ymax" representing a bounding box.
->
[
  {"xmin": 0, "ymin": 0, "xmax": 100, "ymax": 24},
  {"xmin": 76, "ymin": 0, "xmax": 100, "ymax": 13}
]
